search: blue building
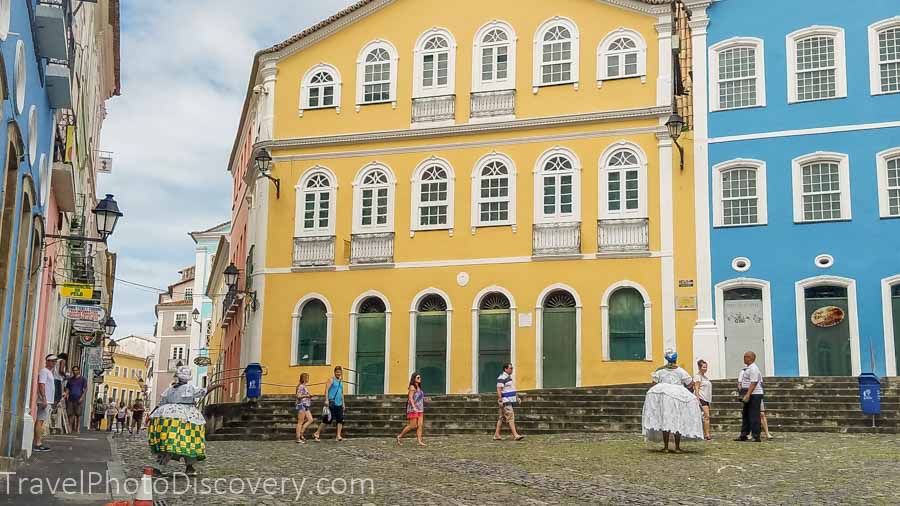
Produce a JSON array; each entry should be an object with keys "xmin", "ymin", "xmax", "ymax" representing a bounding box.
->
[
  {"xmin": 189, "ymin": 222, "xmax": 231, "ymax": 387},
  {"xmin": 696, "ymin": 0, "xmax": 900, "ymax": 379}
]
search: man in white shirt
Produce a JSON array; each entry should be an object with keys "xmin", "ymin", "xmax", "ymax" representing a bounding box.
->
[
  {"xmin": 33, "ymin": 354, "xmax": 59, "ymax": 452},
  {"xmin": 494, "ymin": 363, "xmax": 524, "ymax": 441},
  {"xmin": 735, "ymin": 351, "xmax": 764, "ymax": 443}
]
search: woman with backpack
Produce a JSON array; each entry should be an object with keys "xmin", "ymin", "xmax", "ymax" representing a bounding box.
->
[
  {"xmin": 313, "ymin": 366, "xmax": 345, "ymax": 442},
  {"xmin": 396, "ymin": 372, "xmax": 426, "ymax": 446}
]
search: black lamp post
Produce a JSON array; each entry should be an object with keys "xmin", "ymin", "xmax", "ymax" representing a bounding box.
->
[
  {"xmin": 106, "ymin": 337, "xmax": 119, "ymax": 355},
  {"xmin": 255, "ymin": 148, "xmax": 280, "ymax": 199},
  {"xmin": 223, "ymin": 262, "xmax": 257, "ymax": 310},
  {"xmin": 46, "ymin": 194, "xmax": 123, "ymax": 243},
  {"xmin": 104, "ymin": 316, "xmax": 117, "ymax": 337},
  {"xmin": 666, "ymin": 113, "xmax": 686, "ymax": 171},
  {"xmin": 191, "ymin": 308, "xmax": 200, "ymax": 324}
]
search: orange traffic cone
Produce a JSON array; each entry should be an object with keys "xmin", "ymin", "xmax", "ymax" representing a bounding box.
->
[{"xmin": 133, "ymin": 467, "xmax": 154, "ymax": 506}]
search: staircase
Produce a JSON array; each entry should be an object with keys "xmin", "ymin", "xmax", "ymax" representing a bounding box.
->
[{"xmin": 205, "ymin": 377, "xmax": 899, "ymax": 441}]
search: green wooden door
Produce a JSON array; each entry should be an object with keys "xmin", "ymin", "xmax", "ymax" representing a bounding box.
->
[
  {"xmin": 892, "ymin": 285, "xmax": 900, "ymax": 373},
  {"xmin": 542, "ymin": 307, "xmax": 576, "ymax": 388},
  {"xmin": 356, "ymin": 313, "xmax": 386, "ymax": 394},
  {"xmin": 805, "ymin": 286, "xmax": 852, "ymax": 376},
  {"xmin": 609, "ymin": 288, "xmax": 646, "ymax": 360},
  {"xmin": 478, "ymin": 309, "xmax": 511, "ymax": 393},
  {"xmin": 416, "ymin": 313, "xmax": 447, "ymax": 394}
]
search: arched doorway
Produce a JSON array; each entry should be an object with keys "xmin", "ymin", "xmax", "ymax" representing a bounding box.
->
[
  {"xmin": 723, "ymin": 287, "xmax": 767, "ymax": 378},
  {"xmin": 607, "ymin": 287, "xmax": 647, "ymax": 361},
  {"xmin": 804, "ymin": 285, "xmax": 852, "ymax": 376},
  {"xmin": 296, "ymin": 299, "xmax": 328, "ymax": 365},
  {"xmin": 477, "ymin": 292, "xmax": 511, "ymax": 393},
  {"xmin": 542, "ymin": 289, "xmax": 576, "ymax": 388},
  {"xmin": 354, "ymin": 296, "xmax": 386, "ymax": 394},
  {"xmin": 415, "ymin": 294, "xmax": 448, "ymax": 394}
]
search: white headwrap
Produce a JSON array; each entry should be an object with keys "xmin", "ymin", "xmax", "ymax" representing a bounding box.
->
[{"xmin": 175, "ymin": 366, "xmax": 192, "ymax": 382}]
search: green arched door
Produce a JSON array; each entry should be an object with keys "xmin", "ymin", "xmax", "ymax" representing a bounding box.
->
[
  {"xmin": 609, "ymin": 288, "xmax": 646, "ymax": 360},
  {"xmin": 478, "ymin": 293, "xmax": 511, "ymax": 393},
  {"xmin": 805, "ymin": 286, "xmax": 852, "ymax": 376},
  {"xmin": 416, "ymin": 294, "xmax": 448, "ymax": 394},
  {"xmin": 542, "ymin": 290, "xmax": 576, "ymax": 388},
  {"xmin": 355, "ymin": 297, "xmax": 386, "ymax": 394}
]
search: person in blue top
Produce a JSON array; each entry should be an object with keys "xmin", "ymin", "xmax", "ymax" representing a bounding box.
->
[{"xmin": 314, "ymin": 366, "xmax": 346, "ymax": 442}]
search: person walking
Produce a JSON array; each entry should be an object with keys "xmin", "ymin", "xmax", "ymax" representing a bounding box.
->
[
  {"xmin": 32, "ymin": 354, "xmax": 59, "ymax": 452},
  {"xmin": 396, "ymin": 372, "xmax": 426, "ymax": 446},
  {"xmin": 115, "ymin": 401, "xmax": 129, "ymax": 433},
  {"xmin": 64, "ymin": 366, "xmax": 88, "ymax": 434},
  {"xmin": 494, "ymin": 363, "xmax": 524, "ymax": 441},
  {"xmin": 735, "ymin": 351, "xmax": 764, "ymax": 443},
  {"xmin": 313, "ymin": 366, "xmax": 346, "ymax": 442},
  {"xmin": 92, "ymin": 397, "xmax": 105, "ymax": 430},
  {"xmin": 693, "ymin": 359, "xmax": 713, "ymax": 440},
  {"xmin": 105, "ymin": 397, "xmax": 117, "ymax": 432},
  {"xmin": 641, "ymin": 350, "xmax": 704, "ymax": 452},
  {"xmin": 760, "ymin": 401, "xmax": 772, "ymax": 439},
  {"xmin": 51, "ymin": 353, "xmax": 68, "ymax": 435},
  {"xmin": 295, "ymin": 373, "xmax": 313, "ymax": 443},
  {"xmin": 131, "ymin": 398, "xmax": 146, "ymax": 435}
]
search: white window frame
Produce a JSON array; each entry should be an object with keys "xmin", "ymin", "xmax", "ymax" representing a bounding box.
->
[
  {"xmin": 786, "ymin": 26, "xmax": 847, "ymax": 104},
  {"xmin": 471, "ymin": 152, "xmax": 517, "ymax": 232},
  {"xmin": 174, "ymin": 312, "xmax": 188, "ymax": 330},
  {"xmin": 598, "ymin": 141, "xmax": 648, "ymax": 220},
  {"xmin": 171, "ymin": 345, "xmax": 185, "ymax": 360},
  {"xmin": 791, "ymin": 152, "xmax": 851, "ymax": 223},
  {"xmin": 299, "ymin": 63, "xmax": 342, "ymax": 115},
  {"xmin": 355, "ymin": 40, "xmax": 399, "ymax": 110},
  {"xmin": 868, "ymin": 17, "xmax": 900, "ymax": 96},
  {"xmin": 410, "ymin": 156, "xmax": 455, "ymax": 234},
  {"xmin": 876, "ymin": 147, "xmax": 900, "ymax": 219},
  {"xmin": 14, "ymin": 39, "xmax": 25, "ymax": 114},
  {"xmin": 712, "ymin": 158, "xmax": 769, "ymax": 227},
  {"xmin": 352, "ymin": 162, "xmax": 396, "ymax": 234},
  {"xmin": 708, "ymin": 37, "xmax": 767, "ymax": 112},
  {"xmin": 533, "ymin": 147, "xmax": 581, "ymax": 224},
  {"xmin": 0, "ymin": 0, "xmax": 10, "ymax": 41},
  {"xmin": 289, "ymin": 293, "xmax": 334, "ymax": 367},
  {"xmin": 472, "ymin": 20, "xmax": 517, "ymax": 93},
  {"xmin": 596, "ymin": 28, "xmax": 647, "ymax": 88},
  {"xmin": 881, "ymin": 274, "xmax": 900, "ymax": 376},
  {"xmin": 413, "ymin": 28, "xmax": 457, "ymax": 98},
  {"xmin": 295, "ymin": 167, "xmax": 338, "ymax": 237},
  {"xmin": 532, "ymin": 16, "xmax": 580, "ymax": 93},
  {"xmin": 600, "ymin": 280, "xmax": 652, "ymax": 362}
]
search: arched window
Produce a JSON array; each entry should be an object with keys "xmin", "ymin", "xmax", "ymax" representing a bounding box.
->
[
  {"xmin": 411, "ymin": 158, "xmax": 454, "ymax": 232},
  {"xmin": 297, "ymin": 299, "xmax": 328, "ymax": 365},
  {"xmin": 597, "ymin": 29, "xmax": 647, "ymax": 87},
  {"xmin": 791, "ymin": 152, "xmax": 850, "ymax": 223},
  {"xmin": 877, "ymin": 147, "xmax": 900, "ymax": 218},
  {"xmin": 533, "ymin": 17, "xmax": 579, "ymax": 91},
  {"xmin": 356, "ymin": 41, "xmax": 399, "ymax": 107},
  {"xmin": 534, "ymin": 148, "xmax": 580, "ymax": 223},
  {"xmin": 300, "ymin": 64, "xmax": 341, "ymax": 113},
  {"xmin": 600, "ymin": 144, "xmax": 648, "ymax": 220},
  {"xmin": 295, "ymin": 168, "xmax": 336, "ymax": 237},
  {"xmin": 786, "ymin": 26, "xmax": 847, "ymax": 103},
  {"xmin": 473, "ymin": 21, "xmax": 516, "ymax": 92},
  {"xmin": 868, "ymin": 18, "xmax": 900, "ymax": 95},
  {"xmin": 472, "ymin": 153, "xmax": 516, "ymax": 229},
  {"xmin": 353, "ymin": 164, "xmax": 395, "ymax": 233},
  {"xmin": 709, "ymin": 37, "xmax": 766, "ymax": 111},
  {"xmin": 712, "ymin": 159, "xmax": 768, "ymax": 227},
  {"xmin": 414, "ymin": 29, "xmax": 456, "ymax": 98}
]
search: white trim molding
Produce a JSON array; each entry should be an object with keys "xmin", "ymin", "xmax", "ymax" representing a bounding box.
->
[
  {"xmin": 868, "ymin": 17, "xmax": 900, "ymax": 96},
  {"xmin": 472, "ymin": 20, "xmax": 517, "ymax": 93},
  {"xmin": 534, "ymin": 283, "xmax": 582, "ymax": 389},
  {"xmin": 876, "ymin": 147, "xmax": 900, "ymax": 218},
  {"xmin": 356, "ymin": 39, "xmax": 399, "ymax": 109},
  {"xmin": 786, "ymin": 26, "xmax": 847, "ymax": 104},
  {"xmin": 410, "ymin": 156, "xmax": 455, "ymax": 235},
  {"xmin": 352, "ymin": 162, "xmax": 397, "ymax": 234},
  {"xmin": 881, "ymin": 274, "xmax": 900, "ymax": 376},
  {"xmin": 708, "ymin": 37, "xmax": 766, "ymax": 112},
  {"xmin": 712, "ymin": 158, "xmax": 768, "ymax": 227},
  {"xmin": 290, "ymin": 293, "xmax": 334, "ymax": 367},
  {"xmin": 598, "ymin": 140, "xmax": 649, "ymax": 220},
  {"xmin": 795, "ymin": 275, "xmax": 860, "ymax": 377},
  {"xmin": 791, "ymin": 152, "xmax": 851, "ymax": 223},
  {"xmin": 348, "ymin": 290, "xmax": 392, "ymax": 394},
  {"xmin": 299, "ymin": 63, "xmax": 342, "ymax": 115},
  {"xmin": 295, "ymin": 166, "xmax": 338, "ymax": 237},
  {"xmin": 532, "ymin": 16, "xmax": 580, "ymax": 93},
  {"xmin": 470, "ymin": 285, "xmax": 517, "ymax": 393},
  {"xmin": 413, "ymin": 27, "xmax": 458, "ymax": 99},
  {"xmin": 714, "ymin": 278, "xmax": 776, "ymax": 378},
  {"xmin": 597, "ymin": 27, "xmax": 648, "ymax": 88},
  {"xmin": 470, "ymin": 151, "xmax": 517, "ymax": 232},
  {"xmin": 600, "ymin": 280, "xmax": 652, "ymax": 361},
  {"xmin": 533, "ymin": 146, "xmax": 582, "ymax": 224},
  {"xmin": 408, "ymin": 287, "xmax": 453, "ymax": 392}
]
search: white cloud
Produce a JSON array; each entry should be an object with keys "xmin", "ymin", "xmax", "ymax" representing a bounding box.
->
[{"xmin": 99, "ymin": 0, "xmax": 357, "ymax": 338}]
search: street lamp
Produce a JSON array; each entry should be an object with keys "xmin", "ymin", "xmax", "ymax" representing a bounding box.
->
[
  {"xmin": 104, "ymin": 316, "xmax": 117, "ymax": 337},
  {"xmin": 46, "ymin": 194, "xmax": 124, "ymax": 243},
  {"xmin": 106, "ymin": 337, "xmax": 119, "ymax": 355},
  {"xmin": 223, "ymin": 262, "xmax": 257, "ymax": 311},
  {"xmin": 191, "ymin": 308, "xmax": 200, "ymax": 323},
  {"xmin": 255, "ymin": 148, "xmax": 280, "ymax": 199},
  {"xmin": 666, "ymin": 113, "xmax": 686, "ymax": 172}
]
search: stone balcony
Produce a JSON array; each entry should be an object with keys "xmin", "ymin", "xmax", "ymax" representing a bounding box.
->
[
  {"xmin": 532, "ymin": 222, "xmax": 581, "ymax": 257},
  {"xmin": 411, "ymin": 95, "xmax": 455, "ymax": 125},
  {"xmin": 292, "ymin": 236, "xmax": 335, "ymax": 267},
  {"xmin": 470, "ymin": 90, "xmax": 516, "ymax": 120},
  {"xmin": 350, "ymin": 232, "xmax": 394, "ymax": 265},
  {"xmin": 597, "ymin": 218, "xmax": 650, "ymax": 254}
]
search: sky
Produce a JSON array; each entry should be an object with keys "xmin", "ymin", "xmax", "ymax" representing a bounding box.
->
[{"xmin": 98, "ymin": 0, "xmax": 357, "ymax": 339}]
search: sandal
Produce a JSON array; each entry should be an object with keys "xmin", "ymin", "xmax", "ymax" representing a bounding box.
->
[
  {"xmin": 336, "ymin": 437, "xmax": 344, "ymax": 442},
  {"xmin": 493, "ymin": 436, "xmax": 502, "ymax": 441},
  {"xmin": 396, "ymin": 436, "xmax": 402, "ymax": 445},
  {"xmin": 313, "ymin": 434, "xmax": 320, "ymax": 442},
  {"xmin": 514, "ymin": 435, "xmax": 526, "ymax": 441},
  {"xmin": 417, "ymin": 441, "xmax": 426, "ymax": 447}
]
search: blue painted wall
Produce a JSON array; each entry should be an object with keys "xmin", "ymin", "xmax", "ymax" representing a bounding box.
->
[{"xmin": 707, "ymin": 0, "xmax": 900, "ymax": 376}]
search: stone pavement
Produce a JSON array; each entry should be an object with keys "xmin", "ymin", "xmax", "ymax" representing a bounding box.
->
[{"xmin": 110, "ymin": 431, "xmax": 900, "ymax": 505}]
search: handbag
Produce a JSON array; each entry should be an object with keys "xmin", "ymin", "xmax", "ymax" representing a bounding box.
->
[{"xmin": 322, "ymin": 380, "xmax": 337, "ymax": 422}]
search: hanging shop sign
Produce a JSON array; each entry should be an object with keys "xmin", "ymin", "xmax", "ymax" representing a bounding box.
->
[
  {"xmin": 811, "ymin": 306, "xmax": 845, "ymax": 328},
  {"xmin": 60, "ymin": 283, "xmax": 94, "ymax": 300},
  {"xmin": 61, "ymin": 304, "xmax": 106, "ymax": 322},
  {"xmin": 101, "ymin": 357, "xmax": 115, "ymax": 371},
  {"xmin": 193, "ymin": 356, "xmax": 212, "ymax": 367},
  {"xmin": 73, "ymin": 320, "xmax": 101, "ymax": 333},
  {"xmin": 78, "ymin": 332, "xmax": 101, "ymax": 347},
  {"xmin": 85, "ymin": 347, "xmax": 103, "ymax": 369}
]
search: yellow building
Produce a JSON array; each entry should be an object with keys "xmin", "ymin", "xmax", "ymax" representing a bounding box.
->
[{"xmin": 233, "ymin": 0, "xmax": 698, "ymax": 396}]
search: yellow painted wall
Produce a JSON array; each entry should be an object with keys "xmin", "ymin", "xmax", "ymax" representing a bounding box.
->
[{"xmin": 102, "ymin": 352, "xmax": 147, "ymax": 405}]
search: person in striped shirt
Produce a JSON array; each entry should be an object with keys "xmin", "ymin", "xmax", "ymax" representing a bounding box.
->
[{"xmin": 494, "ymin": 363, "xmax": 525, "ymax": 441}]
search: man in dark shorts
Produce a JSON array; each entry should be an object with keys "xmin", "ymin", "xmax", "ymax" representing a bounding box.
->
[
  {"xmin": 65, "ymin": 366, "xmax": 88, "ymax": 433},
  {"xmin": 130, "ymin": 398, "xmax": 145, "ymax": 434}
]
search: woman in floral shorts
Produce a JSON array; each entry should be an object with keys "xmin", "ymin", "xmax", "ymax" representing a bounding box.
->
[{"xmin": 295, "ymin": 373, "xmax": 313, "ymax": 443}]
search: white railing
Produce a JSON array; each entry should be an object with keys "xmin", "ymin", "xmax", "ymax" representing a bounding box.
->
[
  {"xmin": 598, "ymin": 218, "xmax": 650, "ymax": 253},
  {"xmin": 293, "ymin": 236, "xmax": 335, "ymax": 267},
  {"xmin": 411, "ymin": 95, "xmax": 455, "ymax": 124},
  {"xmin": 350, "ymin": 232, "xmax": 394, "ymax": 264},
  {"xmin": 470, "ymin": 90, "xmax": 516, "ymax": 119},
  {"xmin": 532, "ymin": 222, "xmax": 581, "ymax": 256}
]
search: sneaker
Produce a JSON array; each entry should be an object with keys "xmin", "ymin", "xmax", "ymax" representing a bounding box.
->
[
  {"xmin": 732, "ymin": 437, "xmax": 748, "ymax": 442},
  {"xmin": 33, "ymin": 445, "xmax": 51, "ymax": 452}
]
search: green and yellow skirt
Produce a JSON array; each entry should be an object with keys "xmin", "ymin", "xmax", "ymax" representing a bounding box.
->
[{"xmin": 148, "ymin": 417, "xmax": 206, "ymax": 460}]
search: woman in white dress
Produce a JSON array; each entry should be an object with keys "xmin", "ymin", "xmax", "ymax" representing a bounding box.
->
[{"xmin": 642, "ymin": 350, "xmax": 704, "ymax": 452}]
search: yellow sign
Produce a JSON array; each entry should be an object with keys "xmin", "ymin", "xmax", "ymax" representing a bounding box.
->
[
  {"xmin": 60, "ymin": 283, "xmax": 94, "ymax": 300},
  {"xmin": 676, "ymin": 295, "xmax": 697, "ymax": 311}
]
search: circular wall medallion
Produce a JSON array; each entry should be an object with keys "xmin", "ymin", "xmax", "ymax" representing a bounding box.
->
[
  {"xmin": 456, "ymin": 272, "xmax": 469, "ymax": 287},
  {"xmin": 814, "ymin": 254, "xmax": 834, "ymax": 269},
  {"xmin": 731, "ymin": 257, "xmax": 751, "ymax": 272}
]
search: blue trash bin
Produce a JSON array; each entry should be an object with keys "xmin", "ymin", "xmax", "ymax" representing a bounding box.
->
[
  {"xmin": 858, "ymin": 373, "xmax": 881, "ymax": 415},
  {"xmin": 245, "ymin": 363, "xmax": 263, "ymax": 401}
]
